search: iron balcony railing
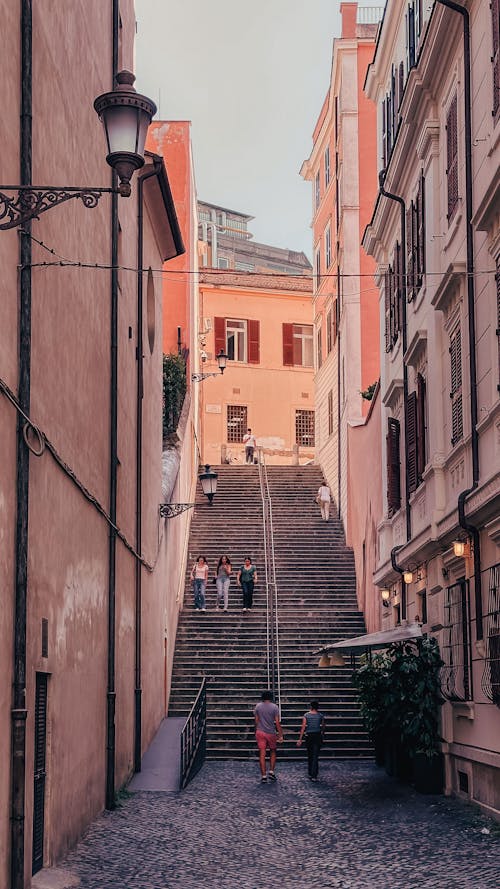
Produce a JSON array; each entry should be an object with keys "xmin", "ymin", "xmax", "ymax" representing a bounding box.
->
[
  {"xmin": 180, "ymin": 676, "xmax": 207, "ymax": 789},
  {"xmin": 441, "ymin": 579, "xmax": 472, "ymax": 701},
  {"xmin": 257, "ymin": 450, "xmax": 282, "ymax": 715},
  {"xmin": 481, "ymin": 562, "xmax": 500, "ymax": 707}
]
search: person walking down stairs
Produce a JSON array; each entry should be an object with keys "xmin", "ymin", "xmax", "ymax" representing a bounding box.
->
[
  {"xmin": 214, "ymin": 554, "xmax": 232, "ymax": 611},
  {"xmin": 190, "ymin": 556, "xmax": 208, "ymax": 611},
  {"xmin": 237, "ymin": 557, "xmax": 258, "ymax": 610}
]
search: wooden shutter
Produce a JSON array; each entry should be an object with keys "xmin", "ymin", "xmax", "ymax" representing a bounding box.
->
[
  {"xmin": 493, "ymin": 0, "xmax": 500, "ymax": 117},
  {"xmin": 417, "ymin": 173, "xmax": 425, "ymax": 287},
  {"xmin": 214, "ymin": 316, "xmax": 225, "ymax": 356},
  {"xmin": 406, "ymin": 202, "xmax": 415, "ymax": 301},
  {"xmin": 407, "ymin": 390, "xmax": 418, "ymax": 493},
  {"xmin": 417, "ymin": 373, "xmax": 426, "ymax": 480},
  {"xmin": 384, "ymin": 269, "xmax": 391, "ymax": 352},
  {"xmin": 395, "ymin": 241, "xmax": 402, "ymax": 334},
  {"xmin": 406, "ymin": 5, "xmax": 415, "ymax": 72},
  {"xmin": 450, "ymin": 324, "xmax": 463, "ymax": 445},
  {"xmin": 332, "ymin": 297, "xmax": 339, "ymax": 343},
  {"xmin": 283, "ymin": 323, "xmax": 294, "ymax": 366},
  {"xmin": 446, "ymin": 95, "xmax": 459, "ymax": 220},
  {"xmin": 381, "ymin": 98, "xmax": 387, "ymax": 168},
  {"xmin": 391, "ymin": 66, "xmax": 397, "ymax": 141},
  {"xmin": 387, "ymin": 418, "xmax": 401, "ymax": 515},
  {"xmin": 398, "ymin": 61, "xmax": 405, "ymax": 111},
  {"xmin": 248, "ymin": 319, "xmax": 260, "ymax": 364}
]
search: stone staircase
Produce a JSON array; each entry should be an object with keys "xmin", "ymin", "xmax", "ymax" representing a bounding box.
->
[{"xmin": 168, "ymin": 464, "xmax": 372, "ymax": 760}]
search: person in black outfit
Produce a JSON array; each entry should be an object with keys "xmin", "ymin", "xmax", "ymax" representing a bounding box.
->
[{"xmin": 296, "ymin": 700, "xmax": 326, "ymax": 781}]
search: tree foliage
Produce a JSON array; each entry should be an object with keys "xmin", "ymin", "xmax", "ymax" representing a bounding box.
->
[{"xmin": 163, "ymin": 353, "xmax": 186, "ymax": 440}]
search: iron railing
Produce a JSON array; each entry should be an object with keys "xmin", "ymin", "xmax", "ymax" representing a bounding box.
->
[
  {"xmin": 180, "ymin": 677, "xmax": 207, "ymax": 789},
  {"xmin": 441, "ymin": 579, "xmax": 472, "ymax": 701},
  {"xmin": 481, "ymin": 562, "xmax": 500, "ymax": 707},
  {"xmin": 257, "ymin": 451, "xmax": 282, "ymax": 714}
]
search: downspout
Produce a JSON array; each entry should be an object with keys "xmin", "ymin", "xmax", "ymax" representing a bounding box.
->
[
  {"xmin": 134, "ymin": 160, "xmax": 162, "ymax": 773},
  {"xmin": 336, "ymin": 268, "xmax": 341, "ymax": 520},
  {"xmin": 435, "ymin": 0, "xmax": 482, "ymax": 640},
  {"xmin": 378, "ymin": 171, "xmax": 411, "ymax": 547},
  {"xmin": 11, "ymin": 4, "xmax": 32, "ymax": 887},
  {"xmin": 105, "ymin": 0, "xmax": 120, "ymax": 811}
]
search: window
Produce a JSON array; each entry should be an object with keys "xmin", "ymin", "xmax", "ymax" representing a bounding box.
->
[
  {"xmin": 235, "ymin": 261, "xmax": 255, "ymax": 271},
  {"xmin": 450, "ymin": 323, "xmax": 463, "ymax": 445},
  {"xmin": 406, "ymin": 373, "xmax": 426, "ymax": 493},
  {"xmin": 282, "ymin": 324, "xmax": 313, "ymax": 367},
  {"xmin": 406, "ymin": 3, "xmax": 416, "ymax": 73},
  {"xmin": 218, "ymin": 256, "xmax": 229, "ymax": 269},
  {"xmin": 325, "ymin": 224, "xmax": 332, "ymax": 270},
  {"xmin": 215, "ymin": 317, "xmax": 260, "ymax": 364},
  {"xmin": 226, "ymin": 319, "xmax": 247, "ymax": 362},
  {"xmin": 328, "ymin": 389, "xmax": 334, "ymax": 436},
  {"xmin": 386, "ymin": 417, "xmax": 401, "ymax": 516},
  {"xmin": 384, "ymin": 242, "xmax": 402, "ymax": 350},
  {"xmin": 483, "ymin": 562, "xmax": 500, "ymax": 705},
  {"xmin": 296, "ymin": 409, "xmax": 315, "ymax": 447},
  {"xmin": 418, "ymin": 589, "xmax": 427, "ymax": 625},
  {"xmin": 416, "ymin": 173, "xmax": 426, "ymax": 288},
  {"xmin": 227, "ymin": 405, "xmax": 247, "ymax": 443},
  {"xmin": 446, "ymin": 95, "xmax": 459, "ymax": 221},
  {"xmin": 492, "ymin": 0, "xmax": 499, "ymax": 117},
  {"xmin": 316, "ymin": 324, "xmax": 323, "ymax": 369},
  {"xmin": 314, "ymin": 246, "xmax": 321, "ymax": 291},
  {"xmin": 326, "ymin": 308, "xmax": 332, "ymax": 354},
  {"xmin": 332, "ymin": 296, "xmax": 339, "ymax": 344},
  {"xmin": 441, "ymin": 580, "xmax": 472, "ymax": 701},
  {"xmin": 325, "ymin": 146, "xmax": 330, "ymax": 188},
  {"xmin": 315, "ymin": 171, "xmax": 320, "ymax": 210}
]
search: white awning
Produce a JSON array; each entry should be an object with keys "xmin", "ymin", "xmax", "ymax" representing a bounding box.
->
[{"xmin": 316, "ymin": 622, "xmax": 423, "ymax": 654}]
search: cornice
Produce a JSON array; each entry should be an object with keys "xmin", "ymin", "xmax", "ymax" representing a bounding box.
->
[{"xmin": 430, "ymin": 262, "xmax": 466, "ymax": 312}]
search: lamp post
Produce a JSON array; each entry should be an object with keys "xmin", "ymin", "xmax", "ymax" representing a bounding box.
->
[
  {"xmin": 192, "ymin": 350, "xmax": 229, "ymax": 383},
  {"xmin": 0, "ymin": 71, "xmax": 156, "ymax": 230},
  {"xmin": 159, "ymin": 464, "xmax": 219, "ymax": 517}
]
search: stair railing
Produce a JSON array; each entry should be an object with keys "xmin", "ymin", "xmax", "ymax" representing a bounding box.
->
[
  {"xmin": 257, "ymin": 450, "xmax": 282, "ymax": 716},
  {"xmin": 180, "ymin": 676, "xmax": 207, "ymax": 789}
]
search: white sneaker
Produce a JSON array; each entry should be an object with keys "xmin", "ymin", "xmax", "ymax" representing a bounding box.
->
[{"xmin": 201, "ymin": 607, "xmax": 206, "ymax": 611}]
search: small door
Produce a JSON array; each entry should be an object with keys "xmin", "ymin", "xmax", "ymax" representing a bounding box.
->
[{"xmin": 32, "ymin": 673, "xmax": 48, "ymax": 875}]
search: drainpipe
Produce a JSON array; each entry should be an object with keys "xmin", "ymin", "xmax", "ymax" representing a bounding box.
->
[
  {"xmin": 134, "ymin": 160, "xmax": 162, "ymax": 773},
  {"xmin": 105, "ymin": 0, "xmax": 120, "ymax": 811},
  {"xmin": 11, "ymin": 4, "xmax": 32, "ymax": 887},
  {"xmin": 435, "ymin": 0, "xmax": 482, "ymax": 640},
  {"xmin": 378, "ymin": 171, "xmax": 411, "ymax": 544}
]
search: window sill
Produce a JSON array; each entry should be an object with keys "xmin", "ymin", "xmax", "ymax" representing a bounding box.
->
[{"xmin": 443, "ymin": 202, "xmax": 463, "ymax": 254}]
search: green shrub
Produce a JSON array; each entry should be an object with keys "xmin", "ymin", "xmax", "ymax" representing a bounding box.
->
[{"xmin": 163, "ymin": 353, "xmax": 186, "ymax": 439}]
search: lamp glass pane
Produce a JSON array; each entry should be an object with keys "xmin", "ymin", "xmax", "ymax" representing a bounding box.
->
[{"xmin": 104, "ymin": 106, "xmax": 140, "ymax": 155}]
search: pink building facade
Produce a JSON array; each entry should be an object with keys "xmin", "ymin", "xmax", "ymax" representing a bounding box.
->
[
  {"xmin": 363, "ymin": 0, "xmax": 500, "ymax": 816},
  {"xmin": 0, "ymin": 3, "xmax": 186, "ymax": 886}
]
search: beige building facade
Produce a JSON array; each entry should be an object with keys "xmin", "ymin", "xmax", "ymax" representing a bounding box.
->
[
  {"xmin": 0, "ymin": 3, "xmax": 192, "ymax": 886},
  {"xmin": 363, "ymin": 0, "xmax": 500, "ymax": 816}
]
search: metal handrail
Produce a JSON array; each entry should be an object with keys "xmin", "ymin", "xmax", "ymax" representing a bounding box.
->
[
  {"xmin": 180, "ymin": 676, "xmax": 207, "ymax": 789},
  {"xmin": 257, "ymin": 450, "xmax": 282, "ymax": 716}
]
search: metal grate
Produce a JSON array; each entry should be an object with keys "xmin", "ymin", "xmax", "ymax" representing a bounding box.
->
[
  {"xmin": 441, "ymin": 580, "xmax": 472, "ymax": 701},
  {"xmin": 226, "ymin": 405, "xmax": 247, "ymax": 443},
  {"xmin": 481, "ymin": 562, "xmax": 500, "ymax": 706},
  {"xmin": 32, "ymin": 673, "xmax": 48, "ymax": 875},
  {"xmin": 295, "ymin": 409, "xmax": 315, "ymax": 447}
]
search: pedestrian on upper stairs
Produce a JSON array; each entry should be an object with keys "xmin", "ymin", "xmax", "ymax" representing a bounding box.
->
[
  {"xmin": 237, "ymin": 557, "xmax": 258, "ymax": 610},
  {"xmin": 243, "ymin": 428, "xmax": 257, "ymax": 464},
  {"xmin": 190, "ymin": 555, "xmax": 208, "ymax": 611},
  {"xmin": 254, "ymin": 690, "xmax": 283, "ymax": 783},
  {"xmin": 316, "ymin": 480, "xmax": 332, "ymax": 522},
  {"xmin": 296, "ymin": 699, "xmax": 326, "ymax": 781},
  {"xmin": 214, "ymin": 554, "xmax": 232, "ymax": 611}
]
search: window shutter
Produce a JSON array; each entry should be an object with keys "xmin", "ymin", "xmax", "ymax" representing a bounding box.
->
[
  {"xmin": 283, "ymin": 323, "xmax": 294, "ymax": 366},
  {"xmin": 407, "ymin": 391, "xmax": 418, "ymax": 493},
  {"xmin": 493, "ymin": 0, "xmax": 500, "ymax": 117},
  {"xmin": 332, "ymin": 297, "xmax": 339, "ymax": 343},
  {"xmin": 406, "ymin": 202, "xmax": 415, "ymax": 301},
  {"xmin": 214, "ymin": 317, "xmax": 225, "ymax": 355},
  {"xmin": 446, "ymin": 95, "xmax": 459, "ymax": 220},
  {"xmin": 384, "ymin": 269, "xmax": 391, "ymax": 352},
  {"xmin": 327, "ymin": 309, "xmax": 333, "ymax": 353},
  {"xmin": 391, "ymin": 66, "xmax": 397, "ymax": 141},
  {"xmin": 386, "ymin": 93, "xmax": 392, "ymax": 157},
  {"xmin": 417, "ymin": 173, "xmax": 425, "ymax": 287},
  {"xmin": 415, "ymin": 0, "xmax": 421, "ymax": 43},
  {"xmin": 417, "ymin": 372, "xmax": 427, "ymax": 479},
  {"xmin": 395, "ymin": 241, "xmax": 402, "ymax": 333},
  {"xmin": 408, "ymin": 3, "xmax": 416, "ymax": 69},
  {"xmin": 450, "ymin": 325, "xmax": 463, "ymax": 445},
  {"xmin": 248, "ymin": 319, "xmax": 260, "ymax": 364},
  {"xmin": 387, "ymin": 418, "xmax": 401, "ymax": 515},
  {"xmin": 382, "ymin": 98, "xmax": 387, "ymax": 168}
]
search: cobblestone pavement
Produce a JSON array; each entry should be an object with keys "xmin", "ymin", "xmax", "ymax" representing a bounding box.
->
[{"xmin": 49, "ymin": 761, "xmax": 499, "ymax": 889}]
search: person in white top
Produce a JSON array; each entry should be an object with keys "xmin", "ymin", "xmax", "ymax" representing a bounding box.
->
[
  {"xmin": 316, "ymin": 481, "xmax": 331, "ymax": 522},
  {"xmin": 243, "ymin": 428, "xmax": 257, "ymax": 464}
]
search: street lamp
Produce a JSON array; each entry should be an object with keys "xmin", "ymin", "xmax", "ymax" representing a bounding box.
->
[
  {"xmin": 192, "ymin": 350, "xmax": 229, "ymax": 383},
  {"xmin": 381, "ymin": 588, "xmax": 391, "ymax": 607},
  {"xmin": 0, "ymin": 71, "xmax": 156, "ymax": 230},
  {"xmin": 159, "ymin": 464, "xmax": 218, "ymax": 517}
]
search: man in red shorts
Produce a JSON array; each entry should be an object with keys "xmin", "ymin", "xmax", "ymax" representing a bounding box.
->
[{"xmin": 254, "ymin": 690, "xmax": 283, "ymax": 783}]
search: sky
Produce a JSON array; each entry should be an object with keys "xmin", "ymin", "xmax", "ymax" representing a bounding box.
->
[{"xmin": 135, "ymin": 0, "xmax": 345, "ymax": 259}]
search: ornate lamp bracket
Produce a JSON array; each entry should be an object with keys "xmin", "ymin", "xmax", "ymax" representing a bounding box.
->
[
  {"xmin": 0, "ymin": 184, "xmax": 117, "ymax": 231},
  {"xmin": 159, "ymin": 502, "xmax": 196, "ymax": 519}
]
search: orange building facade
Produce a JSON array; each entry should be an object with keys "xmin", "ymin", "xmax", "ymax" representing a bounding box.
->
[
  {"xmin": 198, "ymin": 272, "xmax": 314, "ymax": 466},
  {"xmin": 300, "ymin": 2, "xmax": 381, "ymax": 532}
]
